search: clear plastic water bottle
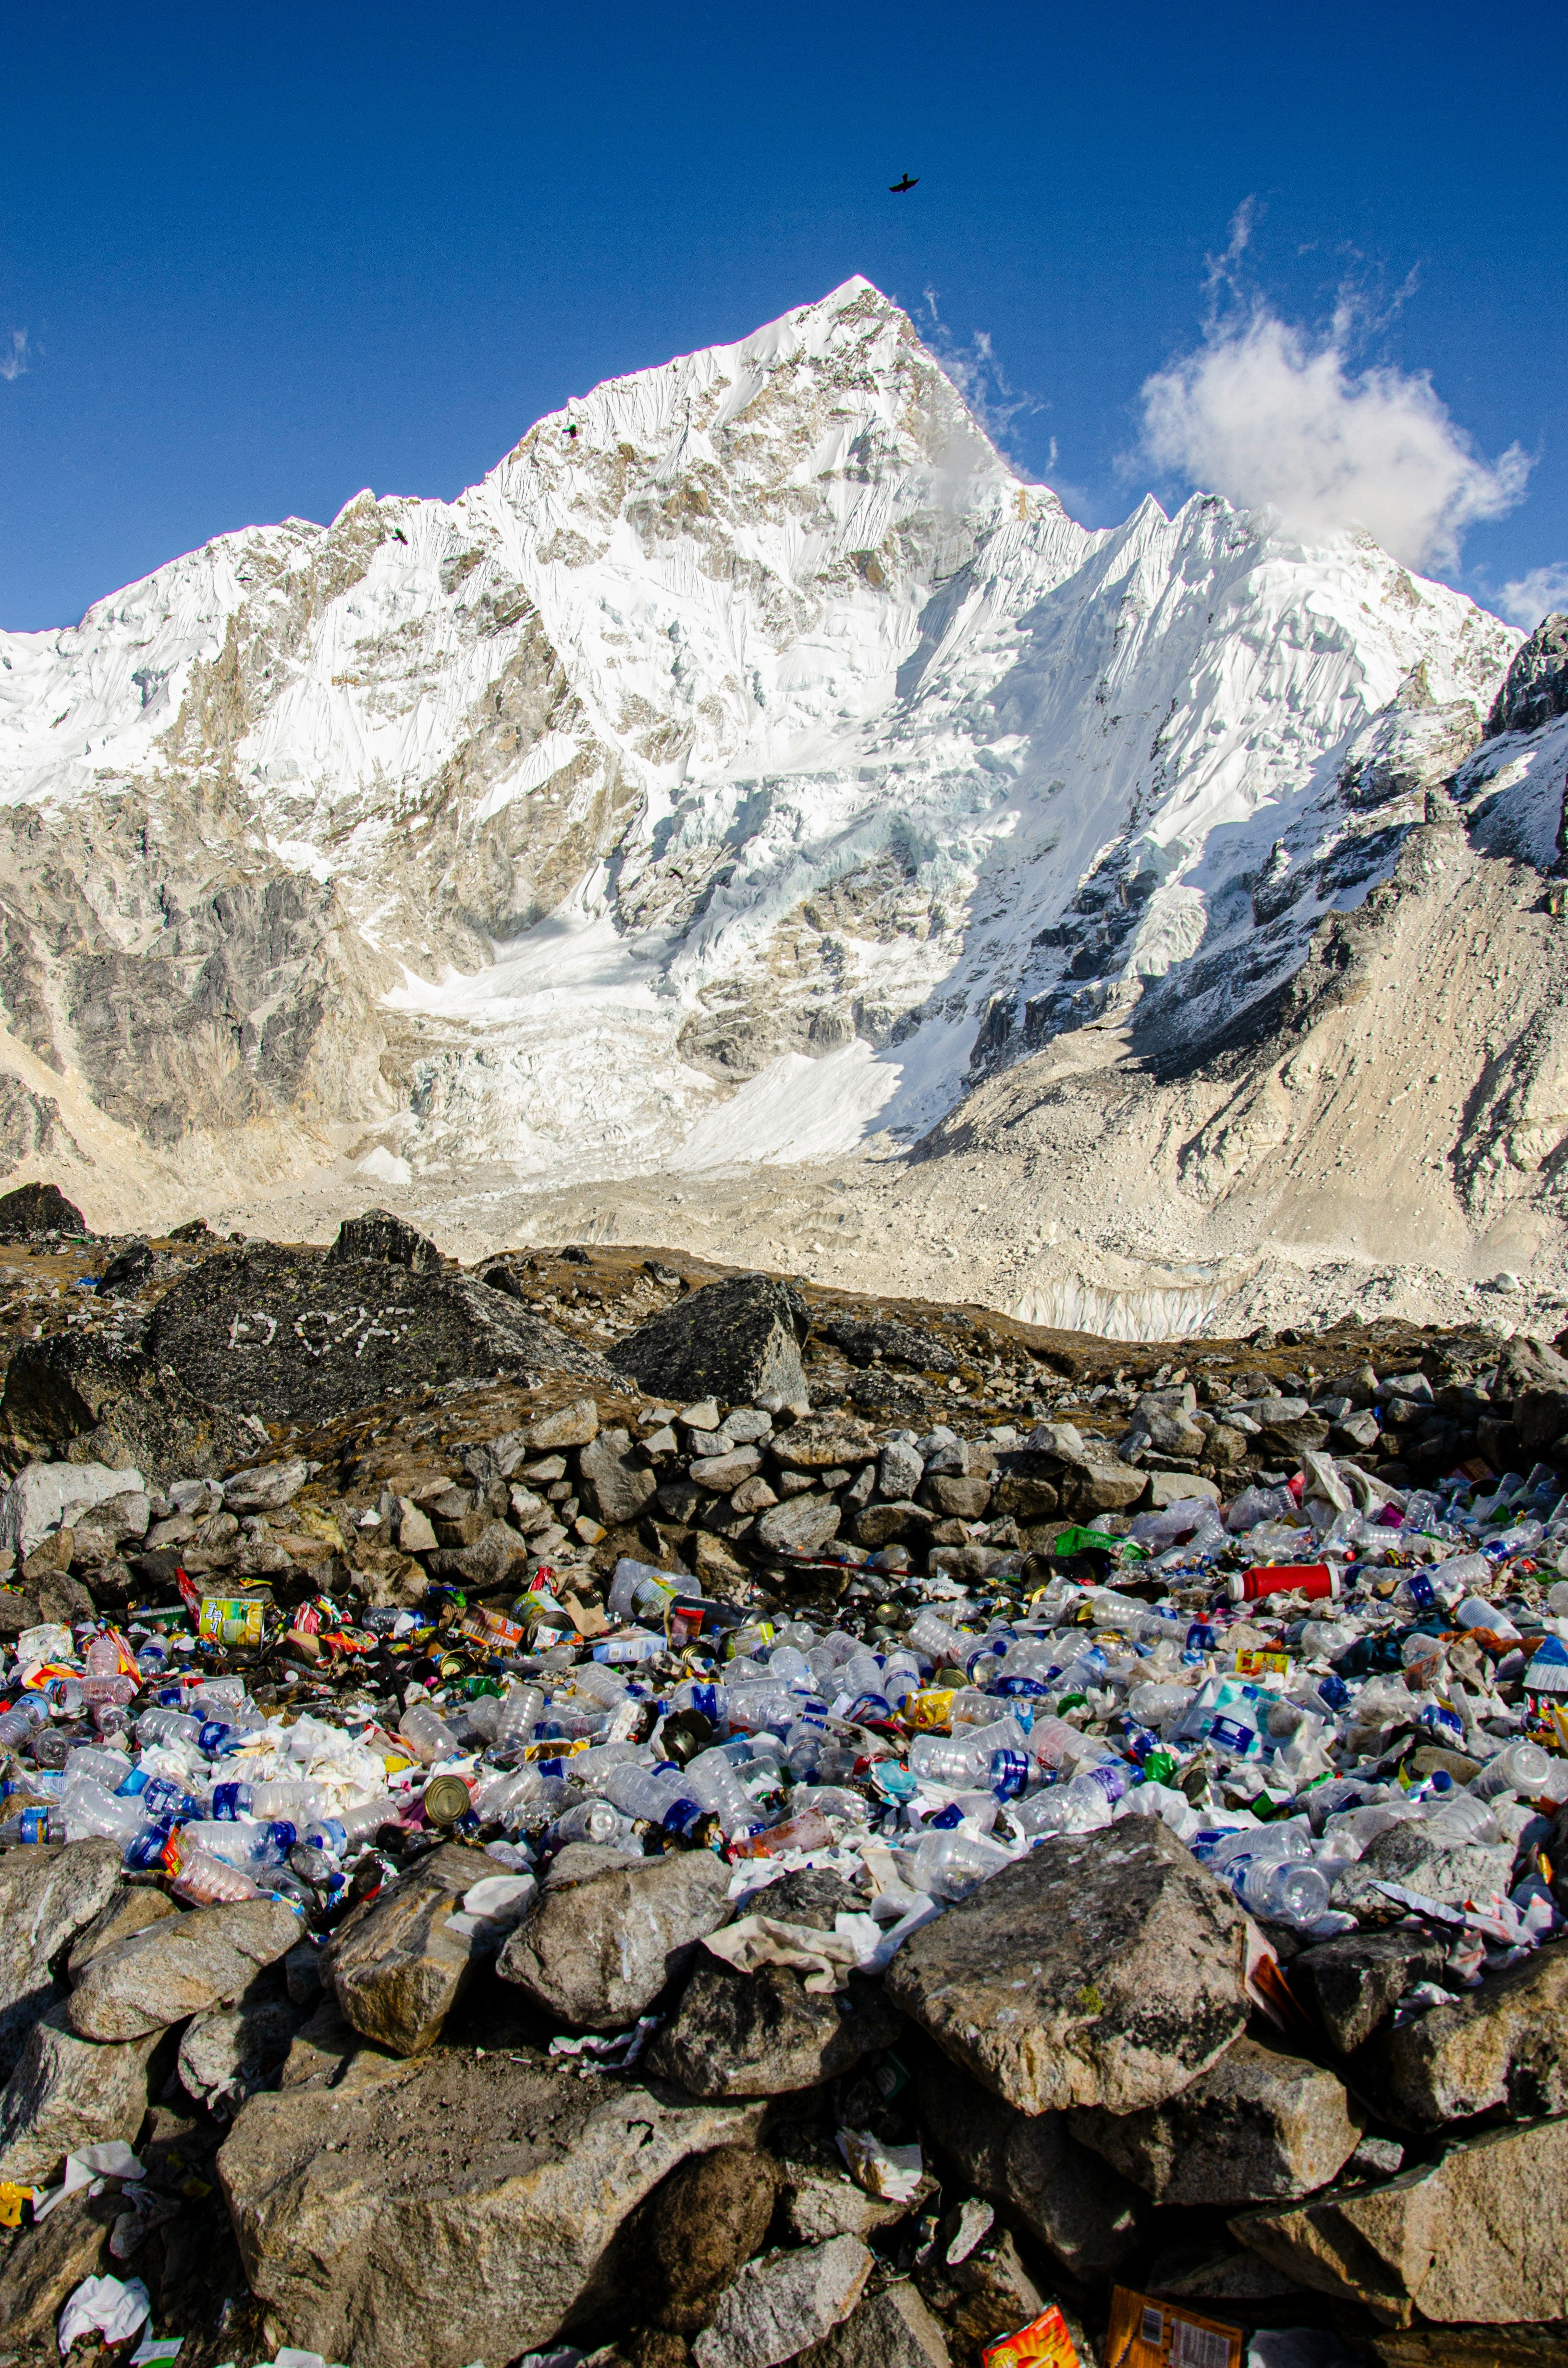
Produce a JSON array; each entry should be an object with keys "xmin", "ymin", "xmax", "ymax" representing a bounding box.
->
[
  {"xmin": 139, "ymin": 1705, "xmax": 202, "ymax": 1750},
  {"xmin": 492, "ymin": 1683, "xmax": 545, "ymax": 1752},
  {"xmin": 571, "ymin": 1662, "xmax": 630, "ymax": 1709},
  {"xmin": 909, "ymin": 1826, "xmax": 1014, "ymax": 1899},
  {"xmin": 0, "ymin": 1700, "xmax": 47, "ymax": 1751},
  {"xmin": 728, "ymin": 1685, "xmax": 826, "ymax": 1735},
  {"xmin": 603, "ymin": 1762, "xmax": 704, "ymax": 1838},
  {"xmin": 550, "ymin": 1799, "xmax": 636, "ymax": 1848},
  {"xmin": 909, "ymin": 1715, "xmax": 1028, "ymax": 1788},
  {"xmin": 170, "ymin": 1843, "xmax": 263, "ymax": 1905},
  {"xmin": 398, "ymin": 1703, "xmax": 459, "ymax": 1764},
  {"xmin": 302, "ymin": 1816, "xmax": 349, "ymax": 1856},
  {"xmin": 1233, "ymin": 1859, "xmax": 1330, "ymax": 1925},
  {"xmin": 671, "ymin": 1678, "xmax": 731, "ymax": 1728},
  {"xmin": 1010, "ymin": 1777, "xmax": 1114, "ymax": 1838},
  {"xmin": 177, "ymin": 1816, "xmax": 297, "ymax": 1871},
  {"xmin": 684, "ymin": 1746, "xmax": 760, "ymax": 1836},
  {"xmin": 907, "ymin": 1610, "xmax": 969, "ymax": 1664},
  {"xmin": 64, "ymin": 1744, "xmax": 133, "ymax": 1792},
  {"xmin": 121, "ymin": 1772, "xmax": 201, "ymax": 1823},
  {"xmin": 61, "ymin": 1778, "xmax": 153, "ymax": 1854},
  {"xmin": 1470, "ymin": 1740, "xmax": 1552, "ymax": 1800}
]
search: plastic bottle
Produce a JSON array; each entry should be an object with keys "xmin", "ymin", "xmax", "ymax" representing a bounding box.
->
[
  {"xmin": 606, "ymin": 1560, "xmax": 680, "ymax": 1622},
  {"xmin": 64, "ymin": 1744, "xmax": 132, "ymax": 1792},
  {"xmin": 61, "ymin": 1779, "xmax": 152, "ymax": 1854},
  {"xmin": 302, "ymin": 1816, "xmax": 349, "ymax": 1856},
  {"xmin": 671, "ymin": 1678, "xmax": 732, "ymax": 1728},
  {"xmin": 121, "ymin": 1772, "xmax": 201, "ymax": 1823},
  {"xmin": 566, "ymin": 1742, "xmax": 640, "ymax": 1794},
  {"xmin": 169, "ymin": 1843, "xmax": 263, "ymax": 1906},
  {"xmin": 0, "ymin": 1700, "xmax": 47, "ymax": 1752},
  {"xmin": 731, "ymin": 1808, "xmax": 834, "ymax": 1859},
  {"xmin": 138, "ymin": 1706, "xmax": 202, "ymax": 1750},
  {"xmin": 397, "ymin": 1703, "xmax": 459, "ymax": 1765},
  {"xmin": 1010, "ymin": 1777, "xmax": 1114, "ymax": 1838},
  {"xmin": 907, "ymin": 1610, "xmax": 969, "ymax": 1664},
  {"xmin": 727, "ymin": 1685, "xmax": 827, "ymax": 1735},
  {"xmin": 684, "ymin": 1746, "xmax": 761, "ymax": 1836},
  {"xmin": 571, "ymin": 1662, "xmax": 630, "ymax": 1709},
  {"xmin": 908, "ymin": 1826, "xmax": 1014, "ymax": 1899},
  {"xmin": 908, "ymin": 1715, "xmax": 1028, "ymax": 1789},
  {"xmin": 1470, "ymin": 1739, "xmax": 1553, "ymax": 1801},
  {"xmin": 492, "ymin": 1684, "xmax": 546, "ymax": 1752},
  {"xmin": 551, "ymin": 1799, "xmax": 636, "ymax": 1848},
  {"xmin": 1232, "ymin": 1859, "xmax": 1330, "ymax": 1926},
  {"xmin": 178, "ymin": 1816, "xmax": 297, "ymax": 1870},
  {"xmin": 603, "ymin": 1763, "xmax": 704, "ymax": 1838}
]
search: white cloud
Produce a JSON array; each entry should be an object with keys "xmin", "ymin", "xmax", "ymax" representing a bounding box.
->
[
  {"xmin": 0, "ymin": 330, "xmax": 27, "ymax": 383},
  {"xmin": 919, "ymin": 288, "xmax": 1041, "ymax": 460},
  {"xmin": 1494, "ymin": 565, "xmax": 1568, "ymax": 629},
  {"xmin": 1138, "ymin": 215, "xmax": 1530, "ymax": 576}
]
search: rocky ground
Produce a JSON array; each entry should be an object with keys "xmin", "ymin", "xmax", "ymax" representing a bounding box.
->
[{"xmin": 0, "ymin": 1178, "xmax": 1564, "ymax": 2368}]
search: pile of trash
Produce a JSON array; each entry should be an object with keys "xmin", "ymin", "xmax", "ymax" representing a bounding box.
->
[{"xmin": 0, "ymin": 1239, "xmax": 1568, "ymax": 2366}]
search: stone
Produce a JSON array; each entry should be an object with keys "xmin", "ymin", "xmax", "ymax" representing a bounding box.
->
[
  {"xmin": 0, "ymin": 1840, "xmax": 122, "ymax": 2074},
  {"xmin": 1231, "ymin": 2114, "xmax": 1568, "ymax": 2324},
  {"xmin": 1143, "ymin": 1471, "xmax": 1223, "ymax": 1509},
  {"xmin": 324, "ymin": 1207, "xmax": 441, "ymax": 1271},
  {"xmin": 922, "ymin": 1474, "xmax": 992, "ymax": 1519},
  {"xmin": 612, "ymin": 1273, "xmax": 808, "ymax": 1410},
  {"xmin": 648, "ymin": 1960, "xmax": 900, "ymax": 2098},
  {"xmin": 691, "ymin": 1446, "xmax": 764, "ymax": 1489},
  {"xmin": 94, "ymin": 1238, "xmax": 156, "ymax": 1298},
  {"xmin": 821, "ymin": 1314, "xmax": 959, "ymax": 1376},
  {"xmin": 0, "ymin": 2191, "xmax": 110, "ymax": 2343},
  {"xmin": 1487, "ymin": 610, "xmax": 1568, "ymax": 736},
  {"xmin": 795, "ymin": 2282, "xmax": 952, "ymax": 2368},
  {"xmin": 1070, "ymin": 2036, "xmax": 1362, "ymax": 2206},
  {"xmin": 885, "ymin": 1818, "xmax": 1248, "ymax": 2116},
  {"xmin": 528, "ymin": 1396, "xmax": 601, "ymax": 1449},
  {"xmin": 1135, "ymin": 1408, "xmax": 1210, "ymax": 1460},
  {"xmin": 497, "ymin": 1847, "xmax": 733, "ymax": 2030},
  {"xmin": 1329, "ymin": 1821, "xmax": 1516, "ymax": 1915},
  {"xmin": 0, "ymin": 1460, "xmax": 147, "ymax": 1556},
  {"xmin": 1289, "ymin": 1929, "xmax": 1453, "ymax": 2055},
  {"xmin": 730, "ymin": 1474, "xmax": 779, "ymax": 1515},
  {"xmin": 754, "ymin": 1493, "xmax": 842, "ymax": 1555},
  {"xmin": 0, "ymin": 1180, "xmax": 86, "ymax": 1239},
  {"xmin": 852, "ymin": 1500, "xmax": 931, "ymax": 1548},
  {"xmin": 917, "ymin": 2054, "xmax": 1145, "ymax": 2281},
  {"xmin": 692, "ymin": 2233, "xmax": 872, "ymax": 2368},
  {"xmin": 66, "ymin": 1884, "xmax": 177, "ymax": 1981},
  {"xmin": 68, "ymin": 1897, "xmax": 303, "ymax": 2043},
  {"xmin": 634, "ymin": 2143, "xmax": 780, "ymax": 2334},
  {"xmin": 780, "ymin": 2165, "xmax": 910, "ymax": 2244},
  {"xmin": 915, "ymin": 2229, "xmax": 1044, "ymax": 2358},
  {"xmin": 144, "ymin": 1241, "xmax": 606, "ymax": 1428},
  {"xmin": 222, "ymin": 1457, "xmax": 311, "ymax": 1514},
  {"xmin": 217, "ymin": 2051, "xmax": 764, "ymax": 2368},
  {"xmin": 322, "ymin": 1842, "xmax": 481, "ymax": 2055},
  {"xmin": 1017, "ymin": 1423, "xmax": 1145, "ymax": 1518},
  {"xmin": 0, "ymin": 2002, "xmax": 161, "ymax": 2187},
  {"xmin": 179, "ymin": 1990, "xmax": 305, "ymax": 2108},
  {"xmin": 579, "ymin": 1427, "xmax": 660, "ymax": 1526},
  {"xmin": 878, "ymin": 1438, "xmax": 925, "ymax": 1499},
  {"xmin": 0, "ymin": 1333, "xmax": 253, "ymax": 1490},
  {"xmin": 1359, "ymin": 1946, "xmax": 1568, "ymax": 2132},
  {"xmin": 773, "ymin": 1413, "xmax": 880, "ymax": 1471}
]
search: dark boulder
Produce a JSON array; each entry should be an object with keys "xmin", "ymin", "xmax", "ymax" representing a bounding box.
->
[
  {"xmin": 611, "ymin": 1272, "xmax": 808, "ymax": 1410},
  {"xmin": 818, "ymin": 1315, "xmax": 958, "ymax": 1375},
  {"xmin": 324, "ymin": 1208, "xmax": 441, "ymax": 1272},
  {"xmin": 0, "ymin": 1181, "xmax": 87, "ymax": 1240},
  {"xmin": 145, "ymin": 1241, "xmax": 606, "ymax": 1427},
  {"xmin": 94, "ymin": 1239, "xmax": 157, "ymax": 1299},
  {"xmin": 1486, "ymin": 612, "xmax": 1568, "ymax": 737},
  {"xmin": 0, "ymin": 1333, "xmax": 255, "ymax": 1488}
]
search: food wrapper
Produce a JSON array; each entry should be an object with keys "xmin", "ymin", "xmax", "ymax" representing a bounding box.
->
[
  {"xmin": 1103, "ymin": 2288, "xmax": 1242, "ymax": 2368},
  {"xmin": 982, "ymin": 2305, "xmax": 1080, "ymax": 2368},
  {"xmin": 198, "ymin": 1597, "xmax": 268, "ymax": 1650}
]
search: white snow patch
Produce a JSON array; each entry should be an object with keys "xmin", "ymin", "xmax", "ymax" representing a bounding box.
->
[{"xmin": 672, "ymin": 1042, "xmax": 901, "ymax": 1172}]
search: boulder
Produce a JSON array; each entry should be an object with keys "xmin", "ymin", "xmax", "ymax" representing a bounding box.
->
[
  {"xmin": 1143, "ymin": 1471, "xmax": 1223, "ymax": 1510},
  {"xmin": 754, "ymin": 1492, "xmax": 842, "ymax": 1555},
  {"xmin": 1358, "ymin": 1946, "xmax": 1568, "ymax": 2131},
  {"xmin": 633, "ymin": 2143, "xmax": 780, "ymax": 2334},
  {"xmin": 1289, "ymin": 1928, "xmax": 1458, "ymax": 2055},
  {"xmin": 579, "ymin": 1428, "xmax": 660, "ymax": 1527},
  {"xmin": 94, "ymin": 1239, "xmax": 156, "ymax": 1298},
  {"xmin": 795, "ymin": 2282, "xmax": 951, "ymax": 2368},
  {"xmin": 144, "ymin": 1241, "xmax": 605, "ymax": 1428},
  {"xmin": 178, "ymin": 1990, "xmax": 305, "ymax": 2109},
  {"xmin": 216, "ymin": 2050, "xmax": 764, "ymax": 2368},
  {"xmin": 612, "ymin": 1273, "xmax": 808, "ymax": 1410},
  {"xmin": 325, "ymin": 1208, "xmax": 441, "ymax": 1271},
  {"xmin": 497, "ymin": 1846, "xmax": 733, "ymax": 2030},
  {"xmin": 0, "ymin": 1840, "xmax": 122, "ymax": 2074},
  {"xmin": 0, "ymin": 1461, "xmax": 147, "ymax": 1557},
  {"xmin": 0, "ymin": 2191, "xmax": 110, "ymax": 2343},
  {"xmin": 917, "ymin": 2054, "xmax": 1145, "ymax": 2281},
  {"xmin": 68, "ymin": 1897, "xmax": 302, "ymax": 2043},
  {"xmin": 527, "ymin": 1396, "xmax": 601, "ymax": 1449},
  {"xmin": 222, "ymin": 1457, "xmax": 311, "ymax": 1514},
  {"xmin": 1016, "ymin": 1423, "xmax": 1145, "ymax": 1518},
  {"xmin": 914, "ymin": 2228, "xmax": 1045, "ymax": 2358},
  {"xmin": 322, "ymin": 1842, "xmax": 480, "ymax": 2056},
  {"xmin": 773, "ymin": 1413, "xmax": 880, "ymax": 1472},
  {"xmin": 0, "ymin": 1334, "xmax": 253, "ymax": 1489},
  {"xmin": 1070, "ymin": 2036, "xmax": 1362, "ymax": 2206},
  {"xmin": 1232, "ymin": 2114, "xmax": 1568, "ymax": 2324},
  {"xmin": 648, "ymin": 1924, "xmax": 899, "ymax": 2097},
  {"xmin": 692, "ymin": 2234, "xmax": 872, "ymax": 2368},
  {"xmin": 66, "ymin": 1884, "xmax": 177, "ymax": 1983},
  {"xmin": 1329, "ymin": 1822, "xmax": 1517, "ymax": 1915},
  {"xmin": 0, "ymin": 1180, "xmax": 86, "ymax": 1239},
  {"xmin": 878, "ymin": 1439, "xmax": 925, "ymax": 1499},
  {"xmin": 0, "ymin": 2002, "xmax": 161, "ymax": 2187},
  {"xmin": 886, "ymin": 1819, "xmax": 1248, "ymax": 2116}
]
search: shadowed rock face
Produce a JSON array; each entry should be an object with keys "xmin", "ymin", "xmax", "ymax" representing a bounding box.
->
[
  {"xmin": 0, "ymin": 1332, "xmax": 257, "ymax": 1487},
  {"xmin": 0, "ymin": 1181, "xmax": 86, "ymax": 1239},
  {"xmin": 145, "ymin": 1240, "xmax": 607, "ymax": 1424},
  {"xmin": 610, "ymin": 1273, "xmax": 808, "ymax": 1409},
  {"xmin": 1487, "ymin": 611, "xmax": 1568, "ymax": 737}
]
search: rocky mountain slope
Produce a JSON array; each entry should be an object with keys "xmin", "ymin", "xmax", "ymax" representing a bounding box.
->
[{"xmin": 2, "ymin": 279, "xmax": 1566, "ymax": 1333}]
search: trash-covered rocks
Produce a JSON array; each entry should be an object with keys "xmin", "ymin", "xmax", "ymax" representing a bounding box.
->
[
  {"xmin": 497, "ymin": 1841, "xmax": 732, "ymax": 2028},
  {"xmin": 218, "ymin": 2051, "xmax": 765, "ymax": 2368},
  {"xmin": 795, "ymin": 2280, "xmax": 952, "ymax": 2368},
  {"xmin": 887, "ymin": 1821, "xmax": 1249, "ymax": 2113},
  {"xmin": 1360, "ymin": 1944, "xmax": 1568, "ymax": 2129}
]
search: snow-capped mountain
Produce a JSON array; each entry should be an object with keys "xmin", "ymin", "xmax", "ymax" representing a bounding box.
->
[{"xmin": 1, "ymin": 274, "xmax": 1557, "ymax": 1315}]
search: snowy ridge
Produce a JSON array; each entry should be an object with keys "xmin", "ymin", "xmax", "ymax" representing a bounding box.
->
[{"xmin": 0, "ymin": 277, "xmax": 1531, "ymax": 1225}]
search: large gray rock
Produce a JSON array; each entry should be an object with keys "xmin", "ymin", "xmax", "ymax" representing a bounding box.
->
[
  {"xmin": 66, "ymin": 1883, "xmax": 177, "ymax": 1982},
  {"xmin": 0, "ymin": 1840, "xmax": 122, "ymax": 2074},
  {"xmin": 68, "ymin": 1897, "xmax": 302, "ymax": 2042},
  {"xmin": 1071, "ymin": 2036, "xmax": 1362, "ymax": 2206},
  {"xmin": 217, "ymin": 2050, "xmax": 764, "ymax": 2368},
  {"xmin": 1017, "ymin": 1423, "xmax": 1146, "ymax": 1518},
  {"xmin": 577, "ymin": 1427, "xmax": 659, "ymax": 1527},
  {"xmin": 325, "ymin": 1208, "xmax": 441, "ymax": 1271},
  {"xmin": 754, "ymin": 1493, "xmax": 842, "ymax": 1555},
  {"xmin": 0, "ymin": 1461, "xmax": 145, "ymax": 1555},
  {"xmin": 648, "ymin": 1959, "xmax": 899, "ymax": 2098},
  {"xmin": 0, "ymin": 2001, "xmax": 161, "ymax": 2186},
  {"xmin": 1232, "ymin": 2114, "xmax": 1568, "ymax": 2324},
  {"xmin": 221, "ymin": 1456, "xmax": 311, "ymax": 1514},
  {"xmin": 611, "ymin": 1273, "xmax": 808, "ymax": 1410},
  {"xmin": 1359, "ymin": 1945, "xmax": 1568, "ymax": 2131},
  {"xmin": 632, "ymin": 2143, "xmax": 780, "ymax": 2335},
  {"xmin": 0, "ymin": 1332, "xmax": 254, "ymax": 1488},
  {"xmin": 917, "ymin": 2055, "xmax": 1145, "ymax": 2282},
  {"xmin": 1289, "ymin": 1928, "xmax": 1450, "ymax": 2055},
  {"xmin": 497, "ymin": 1845, "xmax": 733, "ymax": 2030},
  {"xmin": 886, "ymin": 1818, "xmax": 1248, "ymax": 2115},
  {"xmin": 795, "ymin": 2282, "xmax": 951, "ymax": 2368},
  {"xmin": 1329, "ymin": 1821, "xmax": 1516, "ymax": 1915},
  {"xmin": 693, "ymin": 2234, "xmax": 872, "ymax": 2368},
  {"xmin": 0, "ymin": 2191, "xmax": 109, "ymax": 2343},
  {"xmin": 322, "ymin": 1842, "xmax": 479, "ymax": 2056}
]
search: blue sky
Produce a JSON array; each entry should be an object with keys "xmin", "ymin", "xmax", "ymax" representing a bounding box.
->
[{"xmin": 1, "ymin": 0, "xmax": 1563, "ymax": 632}]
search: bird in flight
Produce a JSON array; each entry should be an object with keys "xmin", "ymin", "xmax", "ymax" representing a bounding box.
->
[{"xmin": 889, "ymin": 172, "xmax": 919, "ymax": 194}]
